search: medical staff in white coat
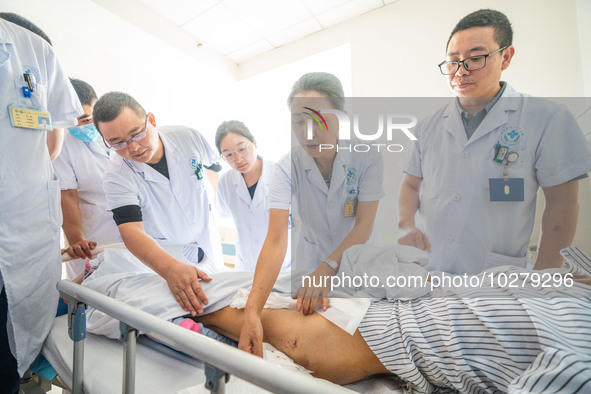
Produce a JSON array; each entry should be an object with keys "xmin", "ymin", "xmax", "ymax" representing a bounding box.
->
[
  {"xmin": 94, "ymin": 92, "xmax": 225, "ymax": 317},
  {"xmin": 0, "ymin": 16, "xmax": 82, "ymax": 392},
  {"xmin": 239, "ymin": 72, "xmax": 384, "ymax": 357},
  {"xmin": 53, "ymin": 79, "xmax": 121, "ymax": 279},
  {"xmin": 215, "ymin": 120, "xmax": 290, "ymax": 271},
  {"xmin": 398, "ymin": 9, "xmax": 591, "ymax": 274}
]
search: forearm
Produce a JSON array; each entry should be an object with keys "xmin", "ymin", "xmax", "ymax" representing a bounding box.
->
[
  {"xmin": 61, "ymin": 189, "xmax": 85, "ymax": 244},
  {"xmin": 47, "ymin": 128, "xmax": 64, "ymax": 161},
  {"xmin": 534, "ymin": 182, "xmax": 579, "ymax": 270},
  {"xmin": 398, "ymin": 175, "xmax": 422, "ymax": 229},
  {"xmin": 245, "ymin": 210, "xmax": 289, "ymax": 316},
  {"xmin": 245, "ymin": 245, "xmax": 287, "ymax": 316}
]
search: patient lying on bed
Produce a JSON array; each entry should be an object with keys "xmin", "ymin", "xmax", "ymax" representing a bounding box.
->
[{"xmin": 81, "ymin": 245, "xmax": 591, "ymax": 393}]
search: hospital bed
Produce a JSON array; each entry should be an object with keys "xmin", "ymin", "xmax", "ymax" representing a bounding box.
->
[
  {"xmin": 42, "ymin": 279, "xmax": 352, "ymax": 394},
  {"xmin": 45, "ymin": 247, "xmax": 403, "ymax": 394}
]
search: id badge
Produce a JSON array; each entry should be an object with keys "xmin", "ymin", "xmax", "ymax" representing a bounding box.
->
[
  {"xmin": 489, "ymin": 178, "xmax": 524, "ymax": 201},
  {"xmin": 344, "ymin": 199, "xmax": 358, "ymax": 217},
  {"xmin": 8, "ymin": 103, "xmax": 52, "ymax": 130}
]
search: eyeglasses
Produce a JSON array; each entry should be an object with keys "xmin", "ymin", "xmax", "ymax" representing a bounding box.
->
[
  {"xmin": 220, "ymin": 141, "xmax": 252, "ymax": 162},
  {"xmin": 103, "ymin": 115, "xmax": 149, "ymax": 151},
  {"xmin": 438, "ymin": 46, "xmax": 507, "ymax": 75}
]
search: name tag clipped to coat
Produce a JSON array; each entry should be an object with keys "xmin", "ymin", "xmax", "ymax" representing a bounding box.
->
[
  {"xmin": 8, "ymin": 72, "xmax": 52, "ymax": 131},
  {"xmin": 344, "ymin": 188, "xmax": 358, "ymax": 217},
  {"xmin": 490, "ymin": 148, "xmax": 524, "ymax": 201}
]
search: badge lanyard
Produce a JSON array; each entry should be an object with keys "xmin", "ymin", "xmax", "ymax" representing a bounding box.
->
[
  {"xmin": 490, "ymin": 143, "xmax": 523, "ymax": 201},
  {"xmin": 344, "ymin": 166, "xmax": 358, "ymax": 217}
]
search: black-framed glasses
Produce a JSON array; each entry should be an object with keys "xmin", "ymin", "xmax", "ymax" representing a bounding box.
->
[
  {"xmin": 220, "ymin": 141, "xmax": 252, "ymax": 162},
  {"xmin": 103, "ymin": 115, "xmax": 149, "ymax": 151},
  {"xmin": 438, "ymin": 46, "xmax": 507, "ymax": 75}
]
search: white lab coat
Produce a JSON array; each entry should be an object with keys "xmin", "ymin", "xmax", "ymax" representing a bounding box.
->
[
  {"xmin": 103, "ymin": 126, "xmax": 225, "ymax": 272},
  {"xmin": 270, "ymin": 143, "xmax": 384, "ymax": 273},
  {"xmin": 216, "ymin": 158, "xmax": 291, "ymax": 271},
  {"xmin": 399, "ymin": 84, "xmax": 591, "ymax": 274},
  {"xmin": 0, "ymin": 20, "xmax": 82, "ymax": 375},
  {"xmin": 53, "ymin": 134, "xmax": 121, "ymax": 278}
]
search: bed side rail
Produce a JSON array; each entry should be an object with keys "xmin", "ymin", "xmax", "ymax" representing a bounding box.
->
[{"xmin": 57, "ymin": 279, "xmax": 351, "ymax": 394}]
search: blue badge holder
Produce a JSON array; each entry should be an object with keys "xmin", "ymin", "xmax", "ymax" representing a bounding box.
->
[{"xmin": 489, "ymin": 178, "xmax": 524, "ymax": 201}]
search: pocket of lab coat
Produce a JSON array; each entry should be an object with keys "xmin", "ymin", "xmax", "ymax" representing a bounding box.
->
[
  {"xmin": 30, "ymin": 83, "xmax": 48, "ymax": 110},
  {"xmin": 483, "ymin": 251, "xmax": 526, "ymax": 270},
  {"xmin": 485, "ymin": 150, "xmax": 530, "ymax": 177},
  {"xmin": 47, "ymin": 179, "xmax": 62, "ymax": 232}
]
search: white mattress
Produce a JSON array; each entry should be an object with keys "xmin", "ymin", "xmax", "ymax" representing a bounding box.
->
[
  {"xmin": 42, "ymin": 315, "xmax": 206, "ymax": 394},
  {"xmin": 42, "ymin": 315, "xmax": 404, "ymax": 393}
]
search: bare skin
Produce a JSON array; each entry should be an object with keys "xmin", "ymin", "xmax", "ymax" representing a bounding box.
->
[
  {"xmin": 197, "ymin": 277, "xmax": 591, "ymax": 384},
  {"xmin": 198, "ymin": 307, "xmax": 390, "ymax": 385}
]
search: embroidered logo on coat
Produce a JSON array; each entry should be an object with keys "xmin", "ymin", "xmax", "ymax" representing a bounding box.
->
[
  {"xmin": 189, "ymin": 156, "xmax": 200, "ymax": 169},
  {"xmin": 346, "ymin": 168, "xmax": 357, "ymax": 185},
  {"xmin": 500, "ymin": 127, "xmax": 523, "ymax": 145}
]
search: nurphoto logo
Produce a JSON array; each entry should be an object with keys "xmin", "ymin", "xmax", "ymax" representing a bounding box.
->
[{"xmin": 304, "ymin": 108, "xmax": 417, "ymax": 153}]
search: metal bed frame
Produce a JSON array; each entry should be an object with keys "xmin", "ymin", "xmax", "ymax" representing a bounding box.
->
[{"xmin": 57, "ymin": 279, "xmax": 350, "ymax": 394}]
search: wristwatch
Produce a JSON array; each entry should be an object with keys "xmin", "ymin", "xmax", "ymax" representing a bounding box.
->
[{"xmin": 323, "ymin": 259, "xmax": 339, "ymax": 271}]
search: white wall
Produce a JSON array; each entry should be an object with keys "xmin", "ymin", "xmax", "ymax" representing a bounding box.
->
[
  {"xmin": 0, "ymin": 0, "xmax": 236, "ymax": 142},
  {"xmin": 576, "ymin": 0, "xmax": 591, "ymax": 97},
  {"xmin": 240, "ymin": 0, "xmax": 587, "ymax": 97}
]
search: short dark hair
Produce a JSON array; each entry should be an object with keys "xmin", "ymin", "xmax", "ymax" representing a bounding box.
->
[
  {"xmin": 446, "ymin": 9, "xmax": 513, "ymax": 50},
  {"xmin": 215, "ymin": 120, "xmax": 256, "ymax": 153},
  {"xmin": 69, "ymin": 78, "xmax": 97, "ymax": 106},
  {"xmin": 287, "ymin": 72, "xmax": 345, "ymax": 111},
  {"xmin": 93, "ymin": 92, "xmax": 146, "ymax": 133},
  {"xmin": 0, "ymin": 13, "xmax": 52, "ymax": 45}
]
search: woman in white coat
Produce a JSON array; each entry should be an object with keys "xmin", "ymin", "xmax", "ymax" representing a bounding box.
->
[
  {"xmin": 215, "ymin": 121, "xmax": 290, "ymax": 271},
  {"xmin": 238, "ymin": 72, "xmax": 384, "ymax": 356}
]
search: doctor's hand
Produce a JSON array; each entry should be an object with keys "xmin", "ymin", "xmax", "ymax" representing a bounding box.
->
[
  {"xmin": 293, "ymin": 262, "xmax": 336, "ymax": 315},
  {"xmin": 398, "ymin": 227, "xmax": 431, "ymax": 252},
  {"xmin": 163, "ymin": 262, "xmax": 212, "ymax": 316},
  {"xmin": 238, "ymin": 312, "xmax": 264, "ymax": 357},
  {"xmin": 61, "ymin": 240, "xmax": 97, "ymax": 260}
]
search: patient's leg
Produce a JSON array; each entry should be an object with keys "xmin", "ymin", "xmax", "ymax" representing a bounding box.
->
[{"xmin": 198, "ymin": 307, "xmax": 390, "ymax": 384}]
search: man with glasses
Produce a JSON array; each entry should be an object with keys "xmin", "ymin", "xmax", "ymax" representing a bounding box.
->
[
  {"xmin": 398, "ymin": 9, "xmax": 591, "ymax": 274},
  {"xmin": 93, "ymin": 92, "xmax": 225, "ymax": 317}
]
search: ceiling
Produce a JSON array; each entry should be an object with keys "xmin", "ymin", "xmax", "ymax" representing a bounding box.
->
[{"xmin": 135, "ymin": 0, "xmax": 398, "ymax": 63}]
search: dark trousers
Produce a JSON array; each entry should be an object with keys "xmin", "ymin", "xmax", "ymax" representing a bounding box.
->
[{"xmin": 0, "ymin": 288, "xmax": 20, "ymax": 394}]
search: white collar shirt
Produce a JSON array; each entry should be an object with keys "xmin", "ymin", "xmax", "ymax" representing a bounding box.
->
[
  {"xmin": 216, "ymin": 158, "xmax": 291, "ymax": 271},
  {"xmin": 270, "ymin": 143, "xmax": 384, "ymax": 273},
  {"xmin": 103, "ymin": 126, "xmax": 224, "ymax": 272},
  {"xmin": 399, "ymin": 84, "xmax": 591, "ymax": 274}
]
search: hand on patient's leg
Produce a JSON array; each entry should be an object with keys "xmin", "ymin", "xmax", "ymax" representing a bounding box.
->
[
  {"xmin": 238, "ymin": 312, "xmax": 264, "ymax": 357},
  {"xmin": 164, "ymin": 264, "xmax": 211, "ymax": 316},
  {"xmin": 293, "ymin": 262, "xmax": 334, "ymax": 315}
]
